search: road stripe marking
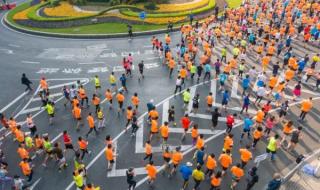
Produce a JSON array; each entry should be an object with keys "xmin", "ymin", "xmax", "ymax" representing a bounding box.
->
[
  {"xmin": 31, "ymin": 92, "xmax": 63, "ymax": 102},
  {"xmin": 21, "ymin": 61, "xmax": 40, "ymax": 64},
  {"xmin": 29, "ymin": 177, "xmax": 41, "ymax": 190},
  {"xmin": 211, "ymin": 80, "xmax": 216, "ymax": 106},
  {"xmin": 78, "ymin": 62, "xmax": 104, "ymax": 65},
  {"xmin": 19, "ymin": 107, "xmax": 41, "ymax": 115},
  {"xmin": 145, "ymin": 57, "xmax": 159, "ymax": 60},
  {"xmin": 231, "ymin": 77, "xmax": 241, "ymax": 99},
  {"xmin": 162, "ymin": 100, "xmax": 169, "ymax": 125},
  {"xmin": 8, "ymin": 44, "xmax": 20, "ymax": 48},
  {"xmin": 189, "ymin": 113, "xmax": 242, "ymax": 123},
  {"xmin": 108, "ymin": 166, "xmax": 161, "ymax": 177},
  {"xmin": 0, "ymin": 91, "xmax": 28, "ymax": 113}
]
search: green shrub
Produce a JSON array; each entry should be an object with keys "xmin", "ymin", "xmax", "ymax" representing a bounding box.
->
[
  {"xmin": 49, "ymin": 0, "xmax": 60, "ymax": 7},
  {"xmin": 72, "ymin": 0, "xmax": 87, "ymax": 5},
  {"xmin": 110, "ymin": 0, "xmax": 120, "ymax": 6},
  {"xmin": 144, "ymin": 1, "xmax": 157, "ymax": 10}
]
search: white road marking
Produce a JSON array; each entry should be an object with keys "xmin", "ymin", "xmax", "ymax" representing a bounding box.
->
[
  {"xmin": 231, "ymin": 77, "xmax": 241, "ymax": 99},
  {"xmin": 0, "ymin": 48, "xmax": 13, "ymax": 54},
  {"xmin": 19, "ymin": 107, "xmax": 41, "ymax": 115},
  {"xmin": 144, "ymin": 63, "xmax": 159, "ymax": 69},
  {"xmin": 211, "ymin": 80, "xmax": 216, "ymax": 106},
  {"xmin": 31, "ymin": 92, "xmax": 62, "ymax": 102},
  {"xmin": 78, "ymin": 62, "xmax": 104, "ymax": 65},
  {"xmin": 0, "ymin": 91, "xmax": 28, "ymax": 113},
  {"xmin": 189, "ymin": 113, "xmax": 242, "ymax": 123},
  {"xmin": 162, "ymin": 100, "xmax": 169, "ymax": 125},
  {"xmin": 145, "ymin": 57, "xmax": 159, "ymax": 60},
  {"xmin": 108, "ymin": 166, "xmax": 161, "ymax": 177},
  {"xmin": 8, "ymin": 44, "xmax": 20, "ymax": 48},
  {"xmin": 21, "ymin": 61, "xmax": 40, "ymax": 64},
  {"xmin": 29, "ymin": 178, "xmax": 42, "ymax": 190}
]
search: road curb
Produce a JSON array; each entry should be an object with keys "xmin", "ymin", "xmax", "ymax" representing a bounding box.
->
[{"xmin": 3, "ymin": 13, "xmax": 181, "ymax": 39}]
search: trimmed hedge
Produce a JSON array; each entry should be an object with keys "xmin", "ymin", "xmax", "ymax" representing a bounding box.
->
[{"xmin": 120, "ymin": 0, "xmax": 215, "ymax": 18}]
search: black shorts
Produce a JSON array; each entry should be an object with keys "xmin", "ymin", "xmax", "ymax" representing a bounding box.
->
[
  {"xmin": 173, "ymin": 163, "xmax": 179, "ymax": 168},
  {"xmin": 95, "ymin": 86, "xmax": 101, "ymax": 89},
  {"xmin": 118, "ymin": 101, "xmax": 123, "ymax": 108},
  {"xmin": 65, "ymin": 144, "xmax": 74, "ymax": 149},
  {"xmin": 109, "ymin": 160, "xmax": 115, "ymax": 164},
  {"xmin": 222, "ymin": 166, "xmax": 228, "ymax": 171},
  {"xmin": 266, "ymin": 148, "xmax": 276, "ymax": 154},
  {"xmin": 150, "ymin": 131, "xmax": 158, "ymax": 134},
  {"xmin": 77, "ymin": 117, "xmax": 82, "ymax": 121},
  {"xmin": 163, "ymin": 137, "xmax": 168, "ymax": 141},
  {"xmin": 208, "ymin": 104, "xmax": 212, "ymax": 108},
  {"xmin": 49, "ymin": 113, "xmax": 54, "ymax": 117},
  {"xmin": 168, "ymin": 117, "xmax": 175, "ymax": 122},
  {"xmin": 163, "ymin": 157, "xmax": 170, "ymax": 163}
]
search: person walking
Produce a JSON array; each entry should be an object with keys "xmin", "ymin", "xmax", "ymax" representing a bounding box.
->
[
  {"xmin": 179, "ymin": 162, "xmax": 193, "ymax": 190},
  {"xmin": 192, "ymin": 164, "xmax": 205, "ymax": 190},
  {"xmin": 246, "ymin": 166, "xmax": 259, "ymax": 190},
  {"xmin": 266, "ymin": 173, "xmax": 282, "ymax": 190},
  {"xmin": 126, "ymin": 167, "xmax": 136, "ymax": 190},
  {"xmin": 299, "ymin": 97, "xmax": 313, "ymax": 121},
  {"xmin": 21, "ymin": 73, "xmax": 32, "ymax": 91}
]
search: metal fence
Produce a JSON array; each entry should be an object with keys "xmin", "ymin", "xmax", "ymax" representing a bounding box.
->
[{"xmin": 281, "ymin": 148, "xmax": 320, "ymax": 190}]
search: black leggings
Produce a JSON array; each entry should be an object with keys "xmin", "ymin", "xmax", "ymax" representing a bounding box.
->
[{"xmin": 128, "ymin": 180, "xmax": 136, "ymax": 190}]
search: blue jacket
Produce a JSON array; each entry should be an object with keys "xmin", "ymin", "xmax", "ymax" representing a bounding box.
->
[
  {"xmin": 179, "ymin": 165, "xmax": 192, "ymax": 180},
  {"xmin": 267, "ymin": 179, "xmax": 282, "ymax": 190}
]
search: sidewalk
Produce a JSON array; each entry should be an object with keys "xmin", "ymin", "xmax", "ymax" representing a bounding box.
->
[{"xmin": 281, "ymin": 158, "xmax": 320, "ymax": 190}]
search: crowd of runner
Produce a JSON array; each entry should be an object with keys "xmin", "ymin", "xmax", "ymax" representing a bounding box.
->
[{"xmin": 0, "ymin": 0, "xmax": 320, "ymax": 189}]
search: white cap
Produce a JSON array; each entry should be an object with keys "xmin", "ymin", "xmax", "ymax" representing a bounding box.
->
[
  {"xmin": 150, "ymin": 99, "xmax": 154, "ymax": 103},
  {"xmin": 186, "ymin": 162, "xmax": 193, "ymax": 167}
]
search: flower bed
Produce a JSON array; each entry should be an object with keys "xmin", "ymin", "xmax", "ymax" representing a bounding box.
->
[
  {"xmin": 136, "ymin": 0, "xmax": 210, "ymax": 13},
  {"xmin": 43, "ymin": 2, "xmax": 94, "ymax": 17},
  {"xmin": 120, "ymin": 0, "xmax": 215, "ymax": 18},
  {"xmin": 101, "ymin": 13, "xmax": 186, "ymax": 24},
  {"xmin": 13, "ymin": 6, "xmax": 34, "ymax": 20}
]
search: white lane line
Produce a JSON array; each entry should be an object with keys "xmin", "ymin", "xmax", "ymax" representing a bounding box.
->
[
  {"xmin": 135, "ymin": 122, "xmax": 144, "ymax": 153},
  {"xmin": 108, "ymin": 166, "xmax": 161, "ymax": 177},
  {"xmin": 231, "ymin": 77, "xmax": 241, "ymax": 99},
  {"xmin": 78, "ymin": 62, "xmax": 104, "ymax": 65},
  {"xmin": 211, "ymin": 80, "xmax": 216, "ymax": 106},
  {"xmin": 145, "ymin": 57, "xmax": 159, "ymax": 60},
  {"xmin": 14, "ymin": 85, "xmax": 41, "ymax": 119},
  {"xmin": 19, "ymin": 107, "xmax": 41, "ymax": 115},
  {"xmin": 143, "ymin": 45, "xmax": 152, "ymax": 48},
  {"xmin": 29, "ymin": 177, "xmax": 42, "ymax": 190},
  {"xmin": 0, "ymin": 91, "xmax": 28, "ymax": 113},
  {"xmin": 189, "ymin": 113, "xmax": 241, "ymax": 123},
  {"xmin": 8, "ymin": 44, "xmax": 20, "ymax": 48},
  {"xmin": 134, "ymin": 97, "xmax": 320, "ymax": 188},
  {"xmin": 65, "ymin": 79, "xmax": 214, "ymax": 190},
  {"xmin": 168, "ymin": 128, "xmax": 222, "ymax": 134},
  {"xmin": 21, "ymin": 61, "xmax": 40, "ymax": 64},
  {"xmin": 0, "ymin": 48, "xmax": 13, "ymax": 54},
  {"xmin": 162, "ymin": 100, "xmax": 169, "ymax": 125},
  {"xmin": 32, "ymin": 93, "xmax": 62, "ymax": 102}
]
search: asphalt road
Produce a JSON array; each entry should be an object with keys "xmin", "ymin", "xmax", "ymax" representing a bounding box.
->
[{"xmin": 0, "ymin": 3, "xmax": 320, "ymax": 190}]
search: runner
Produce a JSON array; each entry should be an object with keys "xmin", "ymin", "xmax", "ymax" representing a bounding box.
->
[
  {"xmin": 210, "ymin": 171, "xmax": 222, "ymax": 190},
  {"xmin": 239, "ymin": 145, "xmax": 252, "ymax": 168},
  {"xmin": 72, "ymin": 104, "xmax": 82, "ymax": 131},
  {"xmin": 230, "ymin": 163, "xmax": 244, "ymax": 190},
  {"xmin": 143, "ymin": 140, "xmax": 153, "ymax": 162},
  {"xmin": 145, "ymin": 161, "xmax": 157, "ymax": 188},
  {"xmin": 91, "ymin": 94, "xmax": 100, "ymax": 113},
  {"xmin": 192, "ymin": 164, "xmax": 205, "ymax": 190},
  {"xmin": 105, "ymin": 144, "xmax": 116, "ymax": 171},
  {"xmin": 126, "ymin": 167, "xmax": 136, "ymax": 190},
  {"xmin": 78, "ymin": 136, "xmax": 91, "ymax": 160},
  {"xmin": 63, "ymin": 130, "xmax": 75, "ymax": 157},
  {"xmin": 179, "ymin": 162, "xmax": 193, "ymax": 190},
  {"xmin": 86, "ymin": 112, "xmax": 98, "ymax": 138},
  {"xmin": 211, "ymin": 108, "xmax": 221, "ymax": 130},
  {"xmin": 219, "ymin": 149, "xmax": 232, "ymax": 176},
  {"xmin": 299, "ymin": 97, "xmax": 313, "ymax": 121},
  {"xmin": 52, "ymin": 142, "xmax": 68, "ymax": 172}
]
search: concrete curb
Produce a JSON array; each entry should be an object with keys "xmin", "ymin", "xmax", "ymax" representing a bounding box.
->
[{"xmin": 3, "ymin": 13, "xmax": 181, "ymax": 39}]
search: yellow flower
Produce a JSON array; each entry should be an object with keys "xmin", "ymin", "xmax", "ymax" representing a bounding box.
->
[
  {"xmin": 137, "ymin": 0, "xmax": 209, "ymax": 13},
  {"xmin": 13, "ymin": 7, "xmax": 34, "ymax": 20},
  {"xmin": 43, "ymin": 2, "xmax": 94, "ymax": 17}
]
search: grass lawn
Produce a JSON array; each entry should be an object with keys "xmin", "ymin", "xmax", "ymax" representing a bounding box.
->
[{"xmin": 25, "ymin": 23, "xmax": 170, "ymax": 34}]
